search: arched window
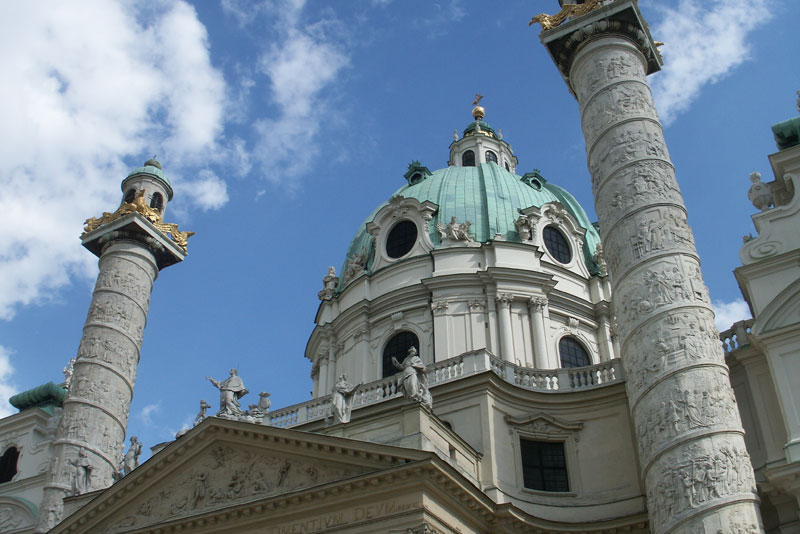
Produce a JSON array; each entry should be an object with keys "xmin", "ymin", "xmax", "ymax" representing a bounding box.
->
[
  {"xmin": 485, "ymin": 150, "xmax": 498, "ymax": 163},
  {"xmin": 150, "ymin": 192, "xmax": 164, "ymax": 211},
  {"xmin": 386, "ymin": 220, "xmax": 418, "ymax": 259},
  {"xmin": 543, "ymin": 226, "xmax": 572, "ymax": 264},
  {"xmin": 462, "ymin": 150, "xmax": 475, "ymax": 167},
  {"xmin": 124, "ymin": 188, "xmax": 137, "ymax": 203},
  {"xmin": 382, "ymin": 331, "xmax": 419, "ymax": 378},
  {"xmin": 0, "ymin": 447, "xmax": 19, "ymax": 484},
  {"xmin": 559, "ymin": 337, "xmax": 591, "ymax": 368},
  {"xmin": 505, "ymin": 162, "xmax": 510, "ymax": 171}
]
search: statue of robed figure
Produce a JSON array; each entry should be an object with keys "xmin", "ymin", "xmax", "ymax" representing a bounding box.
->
[
  {"xmin": 392, "ymin": 346, "xmax": 432, "ymax": 410},
  {"xmin": 207, "ymin": 369, "xmax": 249, "ymax": 418},
  {"xmin": 331, "ymin": 374, "xmax": 360, "ymax": 423}
]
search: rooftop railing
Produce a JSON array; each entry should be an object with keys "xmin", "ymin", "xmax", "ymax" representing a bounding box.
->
[
  {"xmin": 267, "ymin": 350, "xmax": 625, "ymax": 429},
  {"xmin": 720, "ymin": 318, "xmax": 754, "ymax": 354}
]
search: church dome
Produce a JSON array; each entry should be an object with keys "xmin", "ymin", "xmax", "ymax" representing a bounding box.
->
[{"xmin": 339, "ymin": 162, "xmax": 602, "ymax": 292}]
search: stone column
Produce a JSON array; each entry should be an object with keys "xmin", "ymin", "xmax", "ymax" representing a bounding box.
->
[
  {"xmin": 538, "ymin": 3, "xmax": 762, "ymax": 532},
  {"xmin": 38, "ymin": 240, "xmax": 159, "ymax": 530},
  {"xmin": 528, "ymin": 297, "xmax": 550, "ymax": 368},
  {"xmin": 496, "ymin": 293, "xmax": 515, "ymax": 363}
]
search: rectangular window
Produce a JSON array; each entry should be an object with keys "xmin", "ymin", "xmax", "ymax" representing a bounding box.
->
[{"xmin": 520, "ymin": 439, "xmax": 569, "ymax": 492}]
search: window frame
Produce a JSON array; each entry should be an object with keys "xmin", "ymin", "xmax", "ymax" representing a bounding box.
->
[
  {"xmin": 542, "ymin": 225, "xmax": 572, "ymax": 264},
  {"xmin": 382, "ymin": 331, "xmax": 420, "ymax": 379},
  {"xmin": 461, "ymin": 150, "xmax": 475, "ymax": 167},
  {"xmin": 558, "ymin": 336, "xmax": 592, "ymax": 368},
  {"xmin": 519, "ymin": 439, "xmax": 570, "ymax": 492}
]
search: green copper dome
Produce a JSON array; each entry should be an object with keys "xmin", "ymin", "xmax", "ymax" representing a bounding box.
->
[
  {"xmin": 123, "ymin": 158, "xmax": 174, "ymax": 200},
  {"xmin": 340, "ymin": 162, "xmax": 602, "ymax": 290}
]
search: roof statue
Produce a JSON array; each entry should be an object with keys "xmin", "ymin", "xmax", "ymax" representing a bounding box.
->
[{"xmin": 529, "ymin": 0, "xmax": 605, "ymax": 31}]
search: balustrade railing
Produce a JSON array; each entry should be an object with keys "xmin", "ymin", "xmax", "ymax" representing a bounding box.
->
[
  {"xmin": 267, "ymin": 351, "xmax": 625, "ymax": 429},
  {"xmin": 720, "ymin": 318, "xmax": 753, "ymax": 354}
]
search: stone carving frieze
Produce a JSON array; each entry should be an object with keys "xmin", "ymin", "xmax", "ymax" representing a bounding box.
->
[
  {"xmin": 589, "ymin": 121, "xmax": 670, "ymax": 193},
  {"xmin": 582, "ymin": 82, "xmax": 658, "ymax": 145},
  {"xmin": 77, "ymin": 332, "xmax": 137, "ymax": 375},
  {"xmin": 0, "ymin": 505, "xmax": 27, "ymax": 531},
  {"xmin": 95, "ymin": 258, "xmax": 152, "ymax": 310},
  {"xmin": 634, "ymin": 367, "xmax": 741, "ymax": 465},
  {"xmin": 645, "ymin": 438, "xmax": 757, "ymax": 533},
  {"xmin": 574, "ymin": 51, "xmax": 646, "ymax": 104},
  {"xmin": 623, "ymin": 308, "xmax": 723, "ymax": 398},
  {"xmin": 104, "ymin": 445, "xmax": 368, "ymax": 533},
  {"xmin": 596, "ymin": 161, "xmax": 682, "ymax": 228},
  {"xmin": 615, "ymin": 256, "xmax": 710, "ymax": 337},
  {"xmin": 602, "ymin": 207, "xmax": 696, "ymax": 276}
]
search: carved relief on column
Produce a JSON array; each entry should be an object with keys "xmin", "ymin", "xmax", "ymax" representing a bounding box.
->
[
  {"xmin": 600, "ymin": 205, "xmax": 696, "ymax": 277},
  {"xmin": 595, "ymin": 161, "xmax": 683, "ymax": 232},
  {"xmin": 565, "ymin": 30, "xmax": 761, "ymax": 533},
  {"xmin": 581, "ymin": 81, "xmax": 659, "ymax": 147},
  {"xmin": 614, "ymin": 256, "xmax": 711, "ymax": 339}
]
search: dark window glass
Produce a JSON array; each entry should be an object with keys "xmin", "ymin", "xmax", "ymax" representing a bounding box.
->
[
  {"xmin": 0, "ymin": 447, "xmax": 19, "ymax": 484},
  {"xmin": 382, "ymin": 331, "xmax": 419, "ymax": 378},
  {"xmin": 410, "ymin": 173, "xmax": 422, "ymax": 185},
  {"xmin": 521, "ymin": 440, "xmax": 569, "ymax": 492},
  {"xmin": 543, "ymin": 226, "xmax": 571, "ymax": 263},
  {"xmin": 485, "ymin": 150, "xmax": 497, "ymax": 163},
  {"xmin": 462, "ymin": 150, "xmax": 475, "ymax": 167},
  {"xmin": 150, "ymin": 192, "xmax": 164, "ymax": 210},
  {"xmin": 124, "ymin": 189, "xmax": 136, "ymax": 203},
  {"xmin": 559, "ymin": 337, "xmax": 591, "ymax": 368},
  {"xmin": 386, "ymin": 220, "xmax": 417, "ymax": 259},
  {"xmin": 505, "ymin": 162, "xmax": 510, "ymax": 171}
]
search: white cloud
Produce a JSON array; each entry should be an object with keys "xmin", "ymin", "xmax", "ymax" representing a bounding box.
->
[
  {"xmin": 0, "ymin": 1, "xmax": 228, "ymax": 319},
  {"xmin": 0, "ymin": 346, "xmax": 17, "ymax": 418},
  {"xmin": 254, "ymin": 23, "xmax": 349, "ymax": 180},
  {"xmin": 712, "ymin": 298, "xmax": 752, "ymax": 332},
  {"xmin": 649, "ymin": 0, "xmax": 773, "ymax": 124},
  {"xmin": 139, "ymin": 402, "xmax": 161, "ymax": 426},
  {"xmin": 182, "ymin": 170, "xmax": 230, "ymax": 211}
]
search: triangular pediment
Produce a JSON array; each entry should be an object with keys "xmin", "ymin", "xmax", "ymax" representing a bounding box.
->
[{"xmin": 54, "ymin": 418, "xmax": 429, "ymax": 534}]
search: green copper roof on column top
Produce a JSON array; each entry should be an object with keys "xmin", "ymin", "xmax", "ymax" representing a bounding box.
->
[
  {"xmin": 9, "ymin": 381, "xmax": 67, "ymax": 415},
  {"xmin": 339, "ymin": 163, "xmax": 602, "ymax": 291},
  {"xmin": 772, "ymin": 116, "xmax": 800, "ymax": 151},
  {"xmin": 123, "ymin": 158, "xmax": 174, "ymax": 200}
]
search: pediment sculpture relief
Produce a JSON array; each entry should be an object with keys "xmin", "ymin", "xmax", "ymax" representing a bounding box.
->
[{"xmin": 104, "ymin": 444, "xmax": 371, "ymax": 533}]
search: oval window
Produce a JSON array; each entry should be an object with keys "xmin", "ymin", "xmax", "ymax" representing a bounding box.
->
[
  {"xmin": 386, "ymin": 220, "xmax": 418, "ymax": 259},
  {"xmin": 543, "ymin": 226, "xmax": 572, "ymax": 264}
]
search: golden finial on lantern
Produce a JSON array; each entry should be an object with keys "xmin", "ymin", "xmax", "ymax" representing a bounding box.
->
[{"xmin": 472, "ymin": 93, "xmax": 485, "ymax": 120}]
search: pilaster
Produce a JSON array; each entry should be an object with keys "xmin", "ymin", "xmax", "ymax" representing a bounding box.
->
[
  {"xmin": 496, "ymin": 293, "xmax": 515, "ymax": 363},
  {"xmin": 528, "ymin": 297, "xmax": 550, "ymax": 369}
]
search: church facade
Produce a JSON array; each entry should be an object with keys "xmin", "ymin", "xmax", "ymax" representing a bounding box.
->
[{"xmin": 0, "ymin": 1, "xmax": 799, "ymax": 533}]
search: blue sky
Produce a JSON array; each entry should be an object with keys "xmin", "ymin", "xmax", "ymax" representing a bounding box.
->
[{"xmin": 0, "ymin": 0, "xmax": 797, "ymax": 458}]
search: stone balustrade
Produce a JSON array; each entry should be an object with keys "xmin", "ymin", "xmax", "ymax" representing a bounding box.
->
[
  {"xmin": 267, "ymin": 350, "xmax": 625, "ymax": 429},
  {"xmin": 720, "ymin": 318, "xmax": 753, "ymax": 354}
]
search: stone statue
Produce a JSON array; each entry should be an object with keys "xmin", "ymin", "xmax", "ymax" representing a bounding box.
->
[
  {"xmin": 331, "ymin": 374, "xmax": 360, "ymax": 424},
  {"xmin": 392, "ymin": 347, "xmax": 432, "ymax": 410},
  {"xmin": 437, "ymin": 216, "xmax": 475, "ymax": 244},
  {"xmin": 69, "ymin": 448, "xmax": 93, "ymax": 495},
  {"xmin": 194, "ymin": 399, "xmax": 211, "ymax": 426},
  {"xmin": 317, "ymin": 266, "xmax": 339, "ymax": 300},
  {"xmin": 247, "ymin": 391, "xmax": 271, "ymax": 423},
  {"xmin": 207, "ymin": 369, "xmax": 249, "ymax": 418},
  {"xmin": 747, "ymin": 171, "xmax": 773, "ymax": 211},
  {"xmin": 122, "ymin": 436, "xmax": 142, "ymax": 475},
  {"xmin": 62, "ymin": 357, "xmax": 75, "ymax": 389}
]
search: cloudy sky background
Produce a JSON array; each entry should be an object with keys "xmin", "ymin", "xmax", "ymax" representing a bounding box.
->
[{"xmin": 0, "ymin": 0, "xmax": 795, "ymax": 457}]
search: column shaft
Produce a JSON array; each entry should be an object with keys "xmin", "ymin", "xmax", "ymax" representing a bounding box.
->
[
  {"xmin": 528, "ymin": 298, "xmax": 550, "ymax": 368},
  {"xmin": 570, "ymin": 34, "xmax": 761, "ymax": 533},
  {"xmin": 496, "ymin": 294, "xmax": 515, "ymax": 363}
]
